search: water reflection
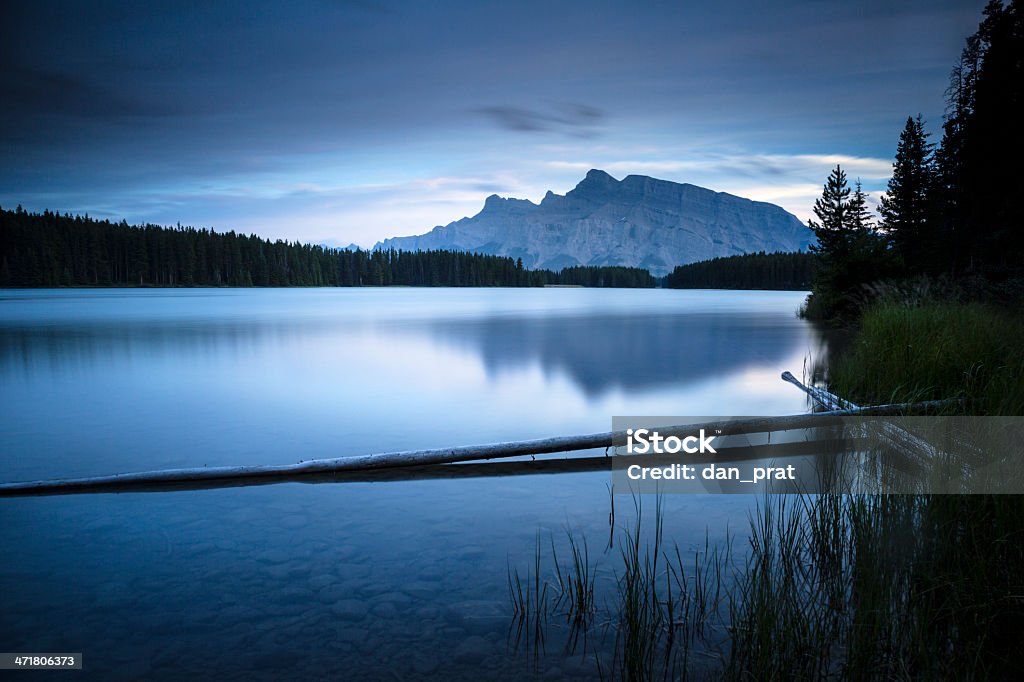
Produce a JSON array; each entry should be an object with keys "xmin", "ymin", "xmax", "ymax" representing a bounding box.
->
[
  {"xmin": 1, "ymin": 289, "xmax": 820, "ymax": 398},
  {"xmin": 421, "ymin": 312, "xmax": 809, "ymax": 394}
]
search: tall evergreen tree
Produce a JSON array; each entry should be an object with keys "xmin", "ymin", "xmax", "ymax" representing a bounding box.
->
[
  {"xmin": 806, "ymin": 167, "xmax": 894, "ymax": 320},
  {"xmin": 806, "ymin": 166, "xmax": 853, "ymax": 318},
  {"xmin": 848, "ymin": 180, "xmax": 874, "ymax": 232},
  {"xmin": 808, "ymin": 165, "xmax": 850, "ymax": 244},
  {"xmin": 950, "ymin": 0, "xmax": 1024, "ymax": 279},
  {"xmin": 879, "ymin": 115, "xmax": 939, "ymax": 273}
]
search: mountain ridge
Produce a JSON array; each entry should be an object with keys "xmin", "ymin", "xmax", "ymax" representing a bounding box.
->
[{"xmin": 374, "ymin": 169, "xmax": 813, "ymax": 276}]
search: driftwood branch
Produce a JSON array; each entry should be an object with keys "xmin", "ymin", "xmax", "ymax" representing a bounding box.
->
[
  {"xmin": 780, "ymin": 371, "xmax": 962, "ymax": 473},
  {"xmin": 0, "ymin": 401, "xmax": 951, "ymax": 497},
  {"xmin": 781, "ymin": 371, "xmax": 858, "ymax": 410}
]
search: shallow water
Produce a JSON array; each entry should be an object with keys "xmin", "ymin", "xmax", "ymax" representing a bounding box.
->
[{"xmin": 0, "ymin": 287, "xmax": 818, "ymax": 679}]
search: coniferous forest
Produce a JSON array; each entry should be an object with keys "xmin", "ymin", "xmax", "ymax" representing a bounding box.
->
[
  {"xmin": 804, "ymin": 1, "xmax": 1023, "ymax": 320},
  {"xmin": 0, "ymin": 206, "xmax": 654, "ymax": 288},
  {"xmin": 663, "ymin": 251, "xmax": 815, "ymax": 290}
]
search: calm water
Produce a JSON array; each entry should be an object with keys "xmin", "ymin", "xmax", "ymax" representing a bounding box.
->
[{"xmin": 0, "ymin": 288, "xmax": 819, "ymax": 680}]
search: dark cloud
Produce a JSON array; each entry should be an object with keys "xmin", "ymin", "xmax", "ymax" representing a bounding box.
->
[
  {"xmin": 477, "ymin": 103, "xmax": 605, "ymax": 137},
  {"xmin": 701, "ymin": 157, "xmax": 790, "ymax": 179},
  {"xmin": 0, "ymin": 67, "xmax": 177, "ymax": 121},
  {"xmin": 0, "ymin": 0, "xmax": 992, "ymax": 241}
]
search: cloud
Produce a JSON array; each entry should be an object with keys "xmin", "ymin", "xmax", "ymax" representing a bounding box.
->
[
  {"xmin": 791, "ymin": 154, "xmax": 893, "ymax": 179},
  {"xmin": 0, "ymin": 67, "xmax": 177, "ymax": 122},
  {"xmin": 543, "ymin": 151, "xmax": 894, "ymax": 223},
  {"xmin": 546, "ymin": 153, "xmax": 892, "ymax": 181},
  {"xmin": 477, "ymin": 103, "xmax": 605, "ymax": 137}
]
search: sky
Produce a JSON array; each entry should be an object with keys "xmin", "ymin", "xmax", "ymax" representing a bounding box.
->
[{"xmin": 1, "ymin": 0, "xmax": 989, "ymax": 247}]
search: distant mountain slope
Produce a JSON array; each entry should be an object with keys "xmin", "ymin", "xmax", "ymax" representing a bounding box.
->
[{"xmin": 374, "ymin": 169, "xmax": 813, "ymax": 276}]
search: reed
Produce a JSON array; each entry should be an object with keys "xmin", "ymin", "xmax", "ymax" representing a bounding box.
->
[
  {"xmin": 506, "ymin": 531, "xmax": 550, "ymax": 660},
  {"xmin": 551, "ymin": 527, "xmax": 596, "ymax": 629},
  {"xmin": 508, "ymin": 300, "xmax": 1024, "ymax": 678}
]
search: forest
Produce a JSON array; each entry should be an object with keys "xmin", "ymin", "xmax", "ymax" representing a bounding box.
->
[
  {"xmin": 663, "ymin": 251, "xmax": 815, "ymax": 290},
  {"xmin": 804, "ymin": 0, "xmax": 1023, "ymax": 320},
  {"xmin": 0, "ymin": 207, "xmax": 652, "ymax": 289}
]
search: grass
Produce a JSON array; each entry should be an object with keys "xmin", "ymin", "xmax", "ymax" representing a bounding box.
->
[
  {"xmin": 507, "ymin": 300, "xmax": 1024, "ymax": 678},
  {"xmin": 507, "ymin": 531, "xmax": 549, "ymax": 660},
  {"xmin": 728, "ymin": 493, "xmax": 1024, "ymax": 680},
  {"xmin": 551, "ymin": 528, "xmax": 596, "ymax": 629},
  {"xmin": 507, "ymin": 496, "xmax": 736, "ymax": 679},
  {"xmin": 732, "ymin": 299, "xmax": 1024, "ymax": 678},
  {"xmin": 755, "ymin": 301, "xmax": 1024, "ymax": 677},
  {"xmin": 828, "ymin": 301, "xmax": 1024, "ymax": 415},
  {"xmin": 828, "ymin": 300, "xmax": 1024, "ymax": 677},
  {"xmin": 613, "ymin": 494, "xmax": 667, "ymax": 678},
  {"xmin": 508, "ymin": 492, "xmax": 1024, "ymax": 679}
]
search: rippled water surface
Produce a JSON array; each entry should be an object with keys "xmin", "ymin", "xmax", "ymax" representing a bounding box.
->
[{"xmin": 0, "ymin": 288, "xmax": 818, "ymax": 679}]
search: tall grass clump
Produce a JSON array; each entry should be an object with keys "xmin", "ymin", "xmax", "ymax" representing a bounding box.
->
[
  {"xmin": 828, "ymin": 301, "xmax": 1024, "ymax": 415},
  {"xmin": 507, "ymin": 532, "xmax": 549, "ymax": 658},
  {"xmin": 613, "ymin": 495, "xmax": 668, "ymax": 678},
  {"xmin": 726, "ymin": 495, "xmax": 839, "ymax": 679},
  {"xmin": 551, "ymin": 528, "xmax": 596, "ymax": 629},
  {"xmin": 791, "ymin": 298, "xmax": 1024, "ymax": 678},
  {"xmin": 723, "ymin": 490, "xmax": 1024, "ymax": 679}
]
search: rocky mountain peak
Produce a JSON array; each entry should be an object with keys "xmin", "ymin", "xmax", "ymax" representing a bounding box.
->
[
  {"xmin": 373, "ymin": 170, "xmax": 814, "ymax": 276},
  {"xmin": 480, "ymin": 194, "xmax": 536, "ymax": 215},
  {"xmin": 569, "ymin": 168, "xmax": 620, "ymax": 199}
]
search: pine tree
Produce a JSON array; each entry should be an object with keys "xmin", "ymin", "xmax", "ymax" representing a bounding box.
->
[
  {"xmin": 879, "ymin": 115, "xmax": 938, "ymax": 273},
  {"xmin": 949, "ymin": 0, "xmax": 1024, "ymax": 279},
  {"xmin": 808, "ymin": 165, "xmax": 851, "ymax": 263},
  {"xmin": 806, "ymin": 167, "xmax": 894, "ymax": 320},
  {"xmin": 809, "ymin": 167, "xmax": 850, "ymax": 231},
  {"xmin": 848, "ymin": 180, "xmax": 874, "ymax": 232}
]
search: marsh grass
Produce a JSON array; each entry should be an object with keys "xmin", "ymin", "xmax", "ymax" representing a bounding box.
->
[
  {"xmin": 507, "ymin": 531, "xmax": 549, "ymax": 661},
  {"xmin": 829, "ymin": 301, "xmax": 1024, "ymax": 415},
  {"xmin": 724, "ymin": 300, "xmax": 1024, "ymax": 678},
  {"xmin": 612, "ymin": 494, "xmax": 667, "ymax": 678},
  {"xmin": 730, "ymin": 492, "xmax": 1024, "ymax": 680},
  {"xmin": 509, "ymin": 301, "xmax": 1024, "ymax": 678},
  {"xmin": 509, "ymin": 490, "xmax": 1024, "ymax": 679},
  {"xmin": 551, "ymin": 529, "xmax": 596, "ymax": 629},
  {"xmin": 508, "ymin": 494, "xmax": 737, "ymax": 679}
]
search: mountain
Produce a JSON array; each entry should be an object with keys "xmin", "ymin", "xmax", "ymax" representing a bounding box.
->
[
  {"xmin": 319, "ymin": 240, "xmax": 363, "ymax": 252},
  {"xmin": 374, "ymin": 169, "xmax": 813, "ymax": 276}
]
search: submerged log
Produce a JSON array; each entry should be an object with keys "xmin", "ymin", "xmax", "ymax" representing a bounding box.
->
[
  {"xmin": 0, "ymin": 400, "xmax": 950, "ymax": 497},
  {"xmin": 781, "ymin": 371, "xmax": 857, "ymax": 410}
]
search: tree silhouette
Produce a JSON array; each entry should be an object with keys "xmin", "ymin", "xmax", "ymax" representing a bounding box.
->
[
  {"xmin": 806, "ymin": 167, "xmax": 894, "ymax": 319},
  {"xmin": 879, "ymin": 115, "xmax": 938, "ymax": 273},
  {"xmin": 0, "ymin": 206, "xmax": 659, "ymax": 289}
]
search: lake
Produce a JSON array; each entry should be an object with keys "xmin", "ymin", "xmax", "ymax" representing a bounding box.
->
[{"xmin": 0, "ymin": 287, "xmax": 819, "ymax": 679}]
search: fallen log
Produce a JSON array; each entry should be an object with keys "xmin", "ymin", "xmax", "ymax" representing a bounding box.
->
[
  {"xmin": 780, "ymin": 371, "xmax": 963, "ymax": 476},
  {"xmin": 781, "ymin": 371, "xmax": 857, "ymax": 411},
  {"xmin": 781, "ymin": 371, "xmax": 962, "ymax": 413},
  {"xmin": 0, "ymin": 401, "xmax": 950, "ymax": 497},
  {"xmin": 1, "ymin": 439, "xmax": 867, "ymax": 497}
]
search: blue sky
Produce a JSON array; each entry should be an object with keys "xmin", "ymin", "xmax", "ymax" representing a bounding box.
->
[{"xmin": 1, "ymin": 1, "xmax": 988, "ymax": 246}]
